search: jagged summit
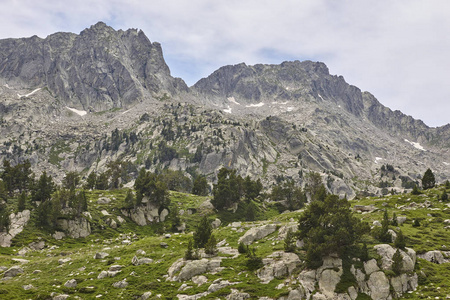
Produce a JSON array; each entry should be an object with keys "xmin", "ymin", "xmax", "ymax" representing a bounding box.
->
[{"xmin": 0, "ymin": 22, "xmax": 187, "ymax": 112}]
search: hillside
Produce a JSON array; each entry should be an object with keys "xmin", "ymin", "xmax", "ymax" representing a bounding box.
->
[{"xmin": 0, "ymin": 184, "xmax": 449, "ymax": 299}]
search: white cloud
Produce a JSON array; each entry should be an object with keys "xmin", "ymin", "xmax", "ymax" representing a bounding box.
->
[{"xmin": 0, "ymin": 0, "xmax": 449, "ymax": 127}]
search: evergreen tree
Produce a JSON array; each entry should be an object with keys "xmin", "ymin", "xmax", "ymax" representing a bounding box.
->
[
  {"xmin": 378, "ymin": 210, "xmax": 392, "ymax": 243},
  {"xmin": 31, "ymin": 171, "xmax": 55, "ymax": 203},
  {"xmin": 192, "ymin": 176, "xmax": 209, "ymax": 196},
  {"xmin": 193, "ymin": 216, "xmax": 212, "ymax": 248},
  {"xmin": 124, "ymin": 189, "xmax": 135, "ymax": 208},
  {"xmin": 298, "ymin": 194, "xmax": 370, "ymax": 267},
  {"xmin": 63, "ymin": 171, "xmax": 80, "ymax": 190},
  {"xmin": 422, "ymin": 168, "xmax": 436, "ymax": 190},
  {"xmin": 184, "ymin": 239, "xmax": 197, "ymax": 260},
  {"xmin": 394, "ymin": 230, "xmax": 406, "ymax": 250},
  {"xmin": 391, "ymin": 212, "xmax": 398, "ymax": 226},
  {"xmin": 0, "ymin": 203, "xmax": 9, "ymax": 231},
  {"xmin": 392, "ymin": 249, "xmax": 403, "ymax": 275},
  {"xmin": 85, "ymin": 172, "xmax": 97, "ymax": 190},
  {"xmin": 212, "ymin": 168, "xmax": 243, "ymax": 210},
  {"xmin": 17, "ymin": 191, "xmax": 27, "ymax": 211},
  {"xmin": 360, "ymin": 243, "xmax": 369, "ymax": 262},
  {"xmin": 411, "ymin": 184, "xmax": 421, "ymax": 195},
  {"xmin": 95, "ymin": 172, "xmax": 109, "ymax": 190},
  {"xmin": 284, "ymin": 228, "xmax": 296, "ymax": 252},
  {"xmin": 204, "ymin": 234, "xmax": 217, "ymax": 255}
]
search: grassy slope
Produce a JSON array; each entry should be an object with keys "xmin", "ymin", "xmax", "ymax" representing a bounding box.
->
[{"xmin": 0, "ymin": 186, "xmax": 449, "ymax": 299}]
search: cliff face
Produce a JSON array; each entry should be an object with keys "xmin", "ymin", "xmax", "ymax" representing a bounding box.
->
[{"xmin": 0, "ymin": 22, "xmax": 187, "ymax": 112}]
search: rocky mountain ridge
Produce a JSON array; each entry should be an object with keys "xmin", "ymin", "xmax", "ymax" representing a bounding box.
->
[{"xmin": 0, "ymin": 22, "xmax": 448, "ymax": 195}]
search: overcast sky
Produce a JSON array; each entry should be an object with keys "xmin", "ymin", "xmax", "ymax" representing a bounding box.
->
[{"xmin": 1, "ymin": 0, "xmax": 449, "ymax": 127}]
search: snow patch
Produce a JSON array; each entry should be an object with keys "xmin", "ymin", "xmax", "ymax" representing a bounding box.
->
[
  {"xmin": 375, "ymin": 157, "xmax": 383, "ymax": 164},
  {"xmin": 17, "ymin": 88, "xmax": 41, "ymax": 98},
  {"xmin": 66, "ymin": 107, "xmax": 87, "ymax": 116},
  {"xmin": 287, "ymin": 107, "xmax": 294, "ymax": 112},
  {"xmin": 227, "ymin": 97, "xmax": 240, "ymax": 105},
  {"xmin": 122, "ymin": 109, "xmax": 130, "ymax": 115},
  {"xmin": 404, "ymin": 139, "xmax": 426, "ymax": 151},
  {"xmin": 318, "ymin": 94, "xmax": 325, "ymax": 101},
  {"xmin": 3, "ymin": 84, "xmax": 11, "ymax": 89},
  {"xmin": 443, "ymin": 162, "xmax": 449, "ymax": 166},
  {"xmin": 272, "ymin": 101, "xmax": 288, "ymax": 105},
  {"xmin": 246, "ymin": 102, "xmax": 264, "ymax": 108},
  {"xmin": 224, "ymin": 106, "xmax": 232, "ymax": 114}
]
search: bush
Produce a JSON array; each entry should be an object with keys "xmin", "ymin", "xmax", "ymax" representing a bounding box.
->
[
  {"xmin": 284, "ymin": 228, "xmax": 296, "ymax": 252},
  {"xmin": 411, "ymin": 185, "xmax": 421, "ymax": 195},
  {"xmin": 412, "ymin": 219, "xmax": 420, "ymax": 227},
  {"xmin": 422, "ymin": 168, "xmax": 435, "ymax": 190},
  {"xmin": 441, "ymin": 190, "xmax": 448, "ymax": 202},
  {"xmin": 245, "ymin": 247, "xmax": 263, "ymax": 271},
  {"xmin": 238, "ymin": 242, "xmax": 248, "ymax": 254},
  {"xmin": 184, "ymin": 239, "xmax": 199, "ymax": 260}
]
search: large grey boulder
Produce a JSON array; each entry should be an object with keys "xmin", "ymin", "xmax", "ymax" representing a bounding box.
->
[
  {"xmin": 4, "ymin": 266, "xmax": 24, "ymax": 278},
  {"xmin": 176, "ymin": 258, "xmax": 222, "ymax": 281},
  {"xmin": 0, "ymin": 210, "xmax": 30, "ymax": 247},
  {"xmin": 64, "ymin": 279, "xmax": 77, "ymax": 288},
  {"xmin": 226, "ymin": 289, "xmax": 250, "ymax": 300},
  {"xmin": 418, "ymin": 250, "xmax": 445, "ymax": 264},
  {"xmin": 367, "ymin": 271, "xmax": 390, "ymax": 300},
  {"xmin": 374, "ymin": 244, "xmax": 415, "ymax": 272},
  {"xmin": 238, "ymin": 224, "xmax": 277, "ymax": 245},
  {"xmin": 132, "ymin": 255, "xmax": 153, "ymax": 266},
  {"xmin": 363, "ymin": 259, "xmax": 380, "ymax": 275},
  {"xmin": 257, "ymin": 251, "xmax": 300, "ymax": 283},
  {"xmin": 94, "ymin": 252, "xmax": 109, "ymax": 259},
  {"xmin": 57, "ymin": 217, "xmax": 91, "ymax": 238},
  {"xmin": 318, "ymin": 267, "xmax": 342, "ymax": 298},
  {"xmin": 112, "ymin": 278, "xmax": 128, "ymax": 288}
]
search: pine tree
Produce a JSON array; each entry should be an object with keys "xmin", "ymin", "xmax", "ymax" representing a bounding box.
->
[
  {"xmin": 193, "ymin": 216, "xmax": 212, "ymax": 248},
  {"xmin": 422, "ymin": 168, "xmax": 436, "ymax": 190},
  {"xmin": 204, "ymin": 234, "xmax": 217, "ymax": 255},
  {"xmin": 284, "ymin": 228, "xmax": 296, "ymax": 252},
  {"xmin": 378, "ymin": 210, "xmax": 392, "ymax": 243},
  {"xmin": 392, "ymin": 249, "xmax": 403, "ymax": 275},
  {"xmin": 411, "ymin": 185, "xmax": 421, "ymax": 195},
  {"xmin": 17, "ymin": 191, "xmax": 27, "ymax": 211},
  {"xmin": 394, "ymin": 230, "xmax": 406, "ymax": 249},
  {"xmin": 391, "ymin": 212, "xmax": 398, "ymax": 226}
]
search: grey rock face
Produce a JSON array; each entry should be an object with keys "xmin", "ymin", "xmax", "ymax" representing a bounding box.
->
[
  {"xmin": 418, "ymin": 250, "xmax": 446, "ymax": 264},
  {"xmin": 257, "ymin": 251, "xmax": 301, "ymax": 284},
  {"xmin": 64, "ymin": 279, "xmax": 77, "ymax": 288},
  {"xmin": 238, "ymin": 224, "xmax": 278, "ymax": 245},
  {"xmin": 57, "ymin": 217, "xmax": 90, "ymax": 238},
  {"xmin": 4, "ymin": 266, "xmax": 24, "ymax": 278},
  {"xmin": 0, "ymin": 210, "xmax": 30, "ymax": 247},
  {"xmin": 0, "ymin": 22, "xmax": 187, "ymax": 112}
]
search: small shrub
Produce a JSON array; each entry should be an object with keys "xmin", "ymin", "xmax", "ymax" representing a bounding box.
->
[
  {"xmin": 411, "ymin": 185, "xmax": 421, "ymax": 195},
  {"xmin": 412, "ymin": 219, "xmax": 420, "ymax": 227},
  {"xmin": 238, "ymin": 242, "xmax": 248, "ymax": 254},
  {"xmin": 284, "ymin": 228, "xmax": 296, "ymax": 252},
  {"xmin": 185, "ymin": 239, "xmax": 199, "ymax": 260},
  {"xmin": 246, "ymin": 247, "xmax": 263, "ymax": 271},
  {"xmin": 441, "ymin": 190, "xmax": 448, "ymax": 202},
  {"xmin": 359, "ymin": 243, "xmax": 369, "ymax": 262}
]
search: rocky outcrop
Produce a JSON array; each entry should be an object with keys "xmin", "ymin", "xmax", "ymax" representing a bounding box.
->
[
  {"xmin": 257, "ymin": 251, "xmax": 301, "ymax": 283},
  {"xmin": 167, "ymin": 258, "xmax": 222, "ymax": 282},
  {"xmin": 418, "ymin": 250, "xmax": 446, "ymax": 264},
  {"xmin": 3, "ymin": 266, "xmax": 24, "ymax": 278},
  {"xmin": 57, "ymin": 217, "xmax": 91, "ymax": 238},
  {"xmin": 286, "ymin": 247, "xmax": 417, "ymax": 300},
  {"xmin": 0, "ymin": 210, "xmax": 30, "ymax": 247},
  {"xmin": 121, "ymin": 204, "xmax": 167, "ymax": 226},
  {"xmin": 374, "ymin": 244, "xmax": 416, "ymax": 272},
  {"xmin": 238, "ymin": 224, "xmax": 278, "ymax": 245}
]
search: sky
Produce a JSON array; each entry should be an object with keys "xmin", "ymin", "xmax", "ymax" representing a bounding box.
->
[{"xmin": 0, "ymin": 0, "xmax": 449, "ymax": 127}]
